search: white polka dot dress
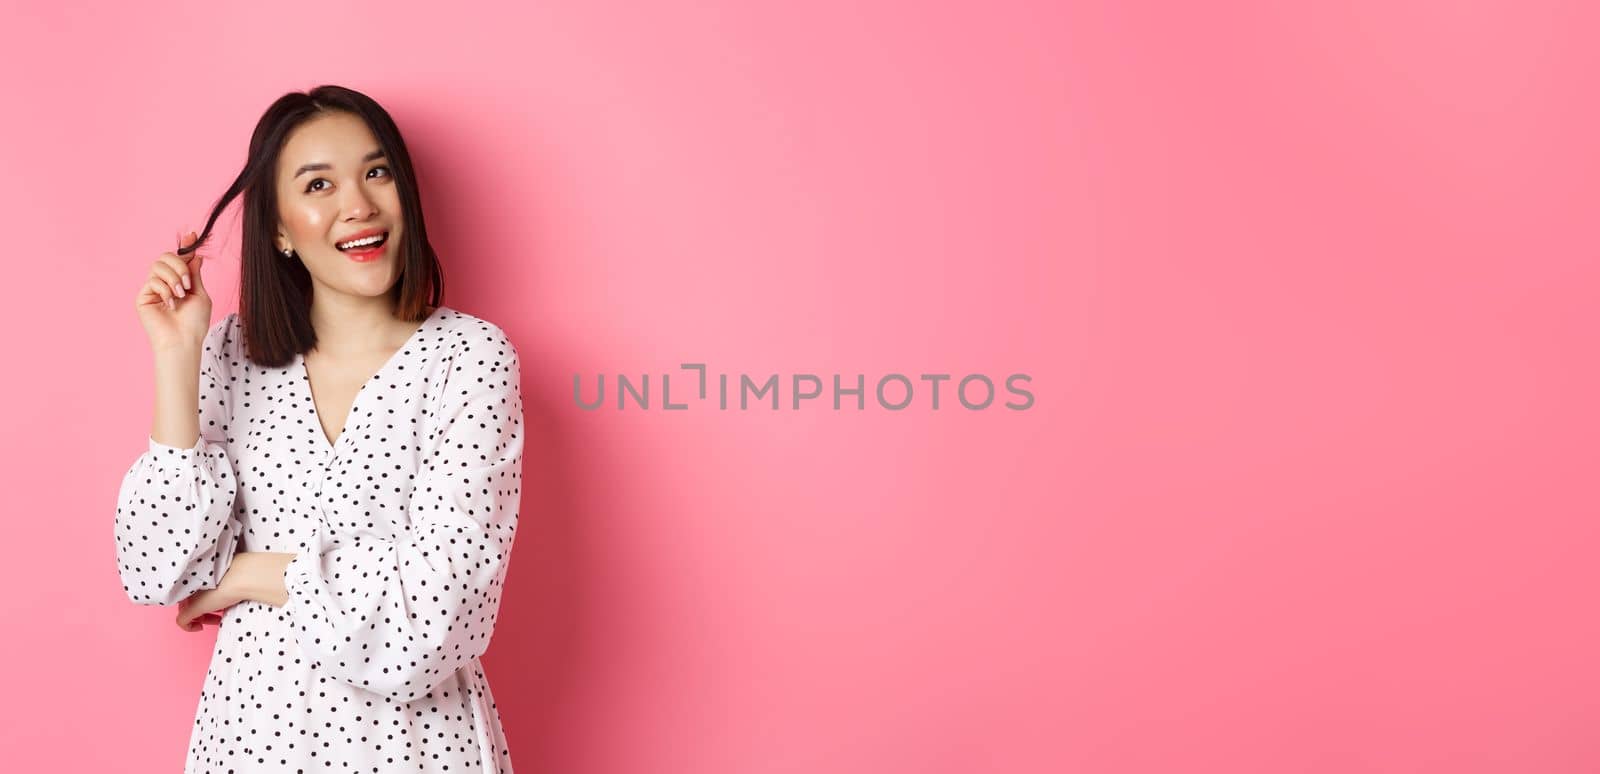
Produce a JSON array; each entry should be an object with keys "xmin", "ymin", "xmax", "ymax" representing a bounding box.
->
[{"xmin": 113, "ymin": 306, "xmax": 523, "ymax": 773}]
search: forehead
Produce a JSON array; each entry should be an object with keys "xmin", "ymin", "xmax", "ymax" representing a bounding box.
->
[{"xmin": 278, "ymin": 112, "xmax": 379, "ymax": 171}]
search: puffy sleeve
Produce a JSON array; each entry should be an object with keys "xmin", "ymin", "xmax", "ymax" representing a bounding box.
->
[
  {"xmin": 280, "ymin": 324, "xmax": 525, "ymax": 703},
  {"xmin": 113, "ymin": 315, "xmax": 243, "ymax": 606}
]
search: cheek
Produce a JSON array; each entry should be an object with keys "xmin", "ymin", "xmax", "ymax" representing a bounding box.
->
[
  {"xmin": 379, "ymin": 187, "xmax": 404, "ymax": 223},
  {"xmin": 282, "ymin": 203, "xmax": 332, "ymax": 239}
]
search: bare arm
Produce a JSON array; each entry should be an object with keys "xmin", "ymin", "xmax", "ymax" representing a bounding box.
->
[
  {"xmin": 224, "ymin": 551, "xmax": 295, "ymax": 607},
  {"xmin": 139, "ymin": 228, "xmax": 213, "ymax": 448},
  {"xmin": 174, "ymin": 551, "xmax": 295, "ymax": 630},
  {"xmin": 150, "ymin": 345, "xmax": 202, "ymax": 449}
]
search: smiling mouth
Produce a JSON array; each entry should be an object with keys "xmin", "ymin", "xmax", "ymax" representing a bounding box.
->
[{"xmin": 336, "ymin": 232, "xmax": 389, "ymax": 251}]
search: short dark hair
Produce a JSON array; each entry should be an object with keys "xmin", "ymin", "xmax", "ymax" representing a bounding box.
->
[{"xmin": 180, "ymin": 84, "xmax": 443, "ymax": 367}]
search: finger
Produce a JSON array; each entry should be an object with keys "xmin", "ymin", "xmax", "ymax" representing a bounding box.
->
[
  {"xmin": 177, "ymin": 230, "xmax": 199, "ymax": 259},
  {"xmin": 142, "ymin": 278, "xmax": 176, "ymax": 311},
  {"xmin": 151, "ymin": 262, "xmax": 186, "ymax": 299},
  {"xmin": 137, "ymin": 281, "xmax": 173, "ymax": 309},
  {"xmin": 154, "ymin": 254, "xmax": 193, "ymax": 294},
  {"xmin": 189, "ymin": 250, "xmax": 206, "ymax": 292},
  {"xmin": 186, "ymin": 589, "xmax": 227, "ymax": 616},
  {"xmin": 175, "ymin": 599, "xmax": 217, "ymax": 631},
  {"xmin": 135, "ymin": 280, "xmax": 166, "ymax": 307},
  {"xmin": 172, "ymin": 234, "xmax": 208, "ymax": 293}
]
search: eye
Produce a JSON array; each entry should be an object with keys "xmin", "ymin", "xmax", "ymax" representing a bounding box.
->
[
  {"xmin": 368, "ymin": 165, "xmax": 391, "ymax": 179},
  {"xmin": 305, "ymin": 178, "xmax": 330, "ymax": 193}
]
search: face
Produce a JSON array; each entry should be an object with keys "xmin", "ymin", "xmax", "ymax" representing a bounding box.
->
[{"xmin": 274, "ymin": 111, "xmax": 405, "ymax": 301}]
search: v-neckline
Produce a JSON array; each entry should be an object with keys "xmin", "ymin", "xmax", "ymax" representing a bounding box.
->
[{"xmin": 298, "ymin": 306, "xmax": 443, "ymax": 454}]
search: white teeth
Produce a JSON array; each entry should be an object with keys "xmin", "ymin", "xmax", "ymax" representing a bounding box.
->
[{"xmin": 337, "ymin": 233, "xmax": 386, "ymax": 249}]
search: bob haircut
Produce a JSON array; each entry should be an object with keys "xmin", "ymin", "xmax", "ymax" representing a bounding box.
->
[{"xmin": 179, "ymin": 84, "xmax": 443, "ymax": 367}]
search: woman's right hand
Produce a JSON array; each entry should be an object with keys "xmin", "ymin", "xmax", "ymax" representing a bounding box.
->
[{"xmin": 135, "ymin": 230, "xmax": 214, "ymax": 350}]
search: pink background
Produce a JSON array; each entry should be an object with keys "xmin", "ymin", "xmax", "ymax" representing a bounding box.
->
[{"xmin": 2, "ymin": 1, "xmax": 1596, "ymax": 771}]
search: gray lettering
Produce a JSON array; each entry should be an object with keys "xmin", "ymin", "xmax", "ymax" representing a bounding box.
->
[
  {"xmin": 792, "ymin": 374, "xmax": 822, "ymax": 410},
  {"xmin": 918, "ymin": 373, "xmax": 951, "ymax": 410},
  {"xmin": 574, "ymin": 374, "xmax": 604, "ymax": 410},
  {"xmin": 877, "ymin": 374, "xmax": 913, "ymax": 410},
  {"xmin": 663, "ymin": 374, "xmax": 688, "ymax": 410},
  {"xmin": 1004, "ymin": 374, "xmax": 1034, "ymax": 410},
  {"xmin": 834, "ymin": 374, "xmax": 864, "ymax": 410},
  {"xmin": 618, "ymin": 374, "xmax": 649, "ymax": 409},
  {"xmin": 741, "ymin": 374, "xmax": 778, "ymax": 410},
  {"xmin": 958, "ymin": 374, "xmax": 994, "ymax": 410},
  {"xmin": 680, "ymin": 363, "xmax": 707, "ymax": 399}
]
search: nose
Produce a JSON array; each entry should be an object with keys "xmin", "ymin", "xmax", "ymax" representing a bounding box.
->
[{"xmin": 341, "ymin": 186, "xmax": 378, "ymax": 221}]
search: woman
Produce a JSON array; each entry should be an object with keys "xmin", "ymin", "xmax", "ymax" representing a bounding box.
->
[{"xmin": 114, "ymin": 85, "xmax": 522, "ymax": 772}]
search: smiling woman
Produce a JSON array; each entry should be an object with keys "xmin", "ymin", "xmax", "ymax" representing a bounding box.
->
[
  {"xmin": 274, "ymin": 112, "xmax": 409, "ymax": 298},
  {"xmin": 181, "ymin": 85, "xmax": 444, "ymax": 367},
  {"xmin": 114, "ymin": 85, "xmax": 522, "ymax": 773}
]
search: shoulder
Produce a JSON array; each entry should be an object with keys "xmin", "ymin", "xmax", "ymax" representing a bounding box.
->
[
  {"xmin": 433, "ymin": 307, "xmax": 519, "ymax": 362},
  {"xmin": 202, "ymin": 312, "xmax": 245, "ymax": 365}
]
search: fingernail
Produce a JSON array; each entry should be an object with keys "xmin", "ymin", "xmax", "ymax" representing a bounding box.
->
[
  {"xmin": 184, "ymin": 274, "xmax": 192, "ymax": 290},
  {"xmin": 176, "ymin": 284, "xmax": 185, "ymax": 297},
  {"xmin": 168, "ymin": 298, "xmax": 176, "ymax": 311}
]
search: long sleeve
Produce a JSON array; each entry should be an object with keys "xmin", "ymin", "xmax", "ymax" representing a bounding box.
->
[
  {"xmin": 113, "ymin": 317, "xmax": 243, "ymax": 606},
  {"xmin": 280, "ymin": 325, "xmax": 525, "ymax": 703}
]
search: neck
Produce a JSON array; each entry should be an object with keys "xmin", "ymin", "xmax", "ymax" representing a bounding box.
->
[{"xmin": 307, "ymin": 292, "xmax": 418, "ymax": 356}]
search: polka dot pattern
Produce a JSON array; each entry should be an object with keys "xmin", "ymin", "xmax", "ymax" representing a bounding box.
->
[{"xmin": 113, "ymin": 306, "xmax": 523, "ymax": 772}]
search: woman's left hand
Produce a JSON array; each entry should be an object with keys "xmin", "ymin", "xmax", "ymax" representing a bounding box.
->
[
  {"xmin": 173, "ymin": 552, "xmax": 295, "ymax": 631},
  {"xmin": 176, "ymin": 586, "xmax": 243, "ymax": 632}
]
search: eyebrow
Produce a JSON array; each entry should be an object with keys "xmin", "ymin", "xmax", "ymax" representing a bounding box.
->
[{"xmin": 293, "ymin": 149, "xmax": 387, "ymax": 179}]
